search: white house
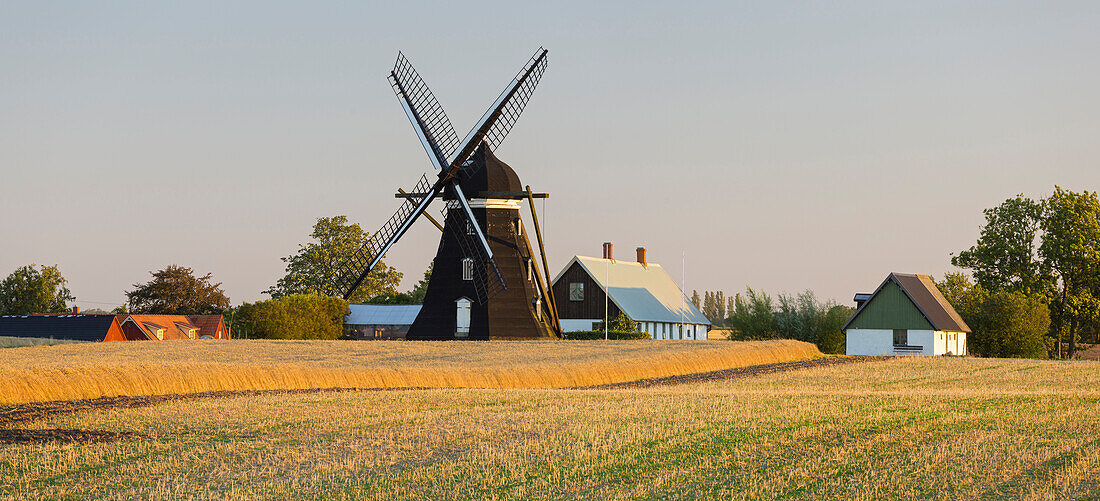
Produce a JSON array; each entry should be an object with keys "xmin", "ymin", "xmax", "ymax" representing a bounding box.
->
[
  {"xmin": 843, "ymin": 272, "xmax": 970, "ymax": 356},
  {"xmin": 551, "ymin": 243, "xmax": 711, "ymax": 340}
]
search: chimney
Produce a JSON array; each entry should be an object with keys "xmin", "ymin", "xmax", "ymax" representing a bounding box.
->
[
  {"xmin": 71, "ymin": 306, "xmax": 80, "ymax": 314},
  {"xmin": 602, "ymin": 242, "xmax": 614, "ymax": 260},
  {"xmin": 636, "ymin": 247, "xmax": 647, "ymax": 268}
]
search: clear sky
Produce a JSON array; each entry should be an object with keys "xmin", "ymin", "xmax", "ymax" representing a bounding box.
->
[{"xmin": 2, "ymin": 1, "xmax": 1098, "ymax": 310}]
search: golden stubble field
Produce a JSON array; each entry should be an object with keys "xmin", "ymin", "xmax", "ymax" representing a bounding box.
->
[
  {"xmin": 0, "ymin": 339, "xmax": 819, "ymax": 405},
  {"xmin": 1, "ymin": 356, "xmax": 1099, "ymax": 500}
]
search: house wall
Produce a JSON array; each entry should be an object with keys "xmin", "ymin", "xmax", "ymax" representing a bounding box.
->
[
  {"xmin": 846, "ymin": 328, "xmax": 893, "ymax": 355},
  {"xmin": 847, "ymin": 280, "xmax": 935, "ymax": 331},
  {"xmin": 847, "ymin": 328, "xmax": 970, "ymax": 356},
  {"xmin": 101, "ymin": 320, "xmax": 128, "ymax": 342},
  {"xmin": 552, "ymin": 261, "xmax": 623, "ymax": 321}
]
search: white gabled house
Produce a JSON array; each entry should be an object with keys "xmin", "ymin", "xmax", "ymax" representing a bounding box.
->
[
  {"xmin": 551, "ymin": 243, "xmax": 711, "ymax": 340},
  {"xmin": 843, "ymin": 272, "xmax": 971, "ymax": 356}
]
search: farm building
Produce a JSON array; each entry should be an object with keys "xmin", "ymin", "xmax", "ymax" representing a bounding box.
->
[
  {"xmin": 0, "ymin": 314, "xmax": 137, "ymax": 346},
  {"xmin": 117, "ymin": 315, "xmax": 231, "ymax": 340},
  {"xmin": 551, "ymin": 243, "xmax": 711, "ymax": 340},
  {"xmin": 843, "ymin": 272, "xmax": 970, "ymax": 356},
  {"xmin": 345, "ymin": 304, "xmax": 422, "ymax": 340}
]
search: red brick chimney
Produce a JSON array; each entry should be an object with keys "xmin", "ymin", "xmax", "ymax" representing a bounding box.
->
[
  {"xmin": 636, "ymin": 247, "xmax": 647, "ymax": 268},
  {"xmin": 71, "ymin": 306, "xmax": 80, "ymax": 314},
  {"xmin": 602, "ymin": 242, "xmax": 613, "ymax": 260}
]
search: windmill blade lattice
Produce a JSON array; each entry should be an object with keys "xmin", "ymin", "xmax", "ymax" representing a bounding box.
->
[
  {"xmin": 332, "ymin": 174, "xmax": 434, "ymax": 298},
  {"xmin": 389, "ymin": 52, "xmax": 460, "ymax": 165},
  {"xmin": 482, "ymin": 48, "xmax": 549, "ymax": 151},
  {"xmin": 447, "ymin": 48, "xmax": 549, "ymax": 180}
]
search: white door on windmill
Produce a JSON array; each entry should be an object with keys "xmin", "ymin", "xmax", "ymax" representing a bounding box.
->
[{"xmin": 455, "ymin": 297, "xmax": 472, "ymax": 338}]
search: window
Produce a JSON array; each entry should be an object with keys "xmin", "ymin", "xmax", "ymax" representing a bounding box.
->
[
  {"xmin": 893, "ymin": 329, "xmax": 908, "ymax": 346},
  {"xmin": 466, "ymin": 219, "xmax": 476, "ymax": 235},
  {"xmin": 526, "ymin": 259, "xmax": 533, "ymax": 281},
  {"xmin": 462, "ymin": 258, "xmax": 474, "ymax": 281},
  {"xmin": 569, "ymin": 282, "xmax": 584, "ymax": 301}
]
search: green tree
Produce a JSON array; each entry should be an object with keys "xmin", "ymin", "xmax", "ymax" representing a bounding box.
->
[
  {"xmin": 819, "ymin": 304, "xmax": 853, "ymax": 354},
  {"xmin": 952, "ymin": 195, "xmax": 1048, "ymax": 294},
  {"xmin": 1040, "ymin": 187, "xmax": 1100, "ymax": 358},
  {"xmin": 266, "ymin": 216, "xmax": 402, "ymax": 303},
  {"xmin": 937, "ymin": 273, "xmax": 1050, "ymax": 358},
  {"xmin": 727, "ymin": 288, "xmax": 777, "ymax": 340},
  {"xmin": 691, "ymin": 290, "xmax": 701, "ymax": 309},
  {"xmin": 407, "ymin": 263, "xmax": 432, "ymax": 304},
  {"xmin": 126, "ymin": 265, "xmax": 230, "ymax": 314},
  {"xmin": 235, "ymin": 294, "xmax": 349, "ymax": 340},
  {"xmin": 971, "ymin": 290, "xmax": 1050, "ymax": 359},
  {"xmin": 0, "ymin": 264, "xmax": 75, "ymax": 315}
]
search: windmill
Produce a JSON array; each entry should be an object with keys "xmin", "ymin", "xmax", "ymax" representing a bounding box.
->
[{"xmin": 332, "ymin": 47, "xmax": 561, "ymax": 340}]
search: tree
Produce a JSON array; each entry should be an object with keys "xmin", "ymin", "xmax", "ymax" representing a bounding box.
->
[
  {"xmin": 235, "ymin": 294, "xmax": 349, "ymax": 340},
  {"xmin": 727, "ymin": 288, "xmax": 777, "ymax": 340},
  {"xmin": 0, "ymin": 264, "xmax": 75, "ymax": 315},
  {"xmin": 691, "ymin": 290, "xmax": 701, "ymax": 309},
  {"xmin": 126, "ymin": 265, "xmax": 230, "ymax": 314},
  {"xmin": 952, "ymin": 195, "xmax": 1048, "ymax": 294},
  {"xmin": 936, "ymin": 273, "xmax": 1049, "ymax": 358},
  {"xmin": 408, "ymin": 263, "xmax": 432, "ymax": 303},
  {"xmin": 366, "ymin": 262, "xmax": 433, "ymax": 305},
  {"xmin": 266, "ymin": 216, "xmax": 402, "ymax": 303},
  {"xmin": 1040, "ymin": 187, "xmax": 1100, "ymax": 358},
  {"xmin": 819, "ymin": 304, "xmax": 853, "ymax": 355}
]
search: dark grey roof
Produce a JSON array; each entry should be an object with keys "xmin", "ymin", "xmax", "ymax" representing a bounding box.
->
[
  {"xmin": 842, "ymin": 273, "xmax": 971, "ymax": 333},
  {"xmin": 0, "ymin": 315, "xmax": 117, "ymax": 342},
  {"xmin": 892, "ymin": 273, "xmax": 971, "ymax": 333}
]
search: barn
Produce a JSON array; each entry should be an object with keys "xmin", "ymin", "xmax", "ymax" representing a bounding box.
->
[
  {"xmin": 0, "ymin": 314, "xmax": 136, "ymax": 346},
  {"xmin": 843, "ymin": 272, "xmax": 970, "ymax": 356},
  {"xmin": 117, "ymin": 315, "xmax": 230, "ymax": 340},
  {"xmin": 345, "ymin": 304, "xmax": 422, "ymax": 340},
  {"xmin": 551, "ymin": 243, "xmax": 711, "ymax": 340}
]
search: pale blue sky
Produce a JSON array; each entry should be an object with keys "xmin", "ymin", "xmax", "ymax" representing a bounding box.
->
[{"xmin": 2, "ymin": 1, "xmax": 1098, "ymax": 309}]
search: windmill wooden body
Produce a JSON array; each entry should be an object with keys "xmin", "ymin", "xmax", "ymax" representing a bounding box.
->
[{"xmin": 333, "ymin": 48, "xmax": 560, "ymax": 340}]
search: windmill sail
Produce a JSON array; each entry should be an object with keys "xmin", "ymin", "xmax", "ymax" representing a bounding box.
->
[
  {"xmin": 335, "ymin": 48, "xmax": 549, "ymax": 301},
  {"xmin": 447, "ymin": 48, "xmax": 549, "ymax": 180},
  {"xmin": 332, "ymin": 174, "xmax": 434, "ymax": 299},
  {"xmin": 389, "ymin": 53, "xmax": 460, "ymax": 167}
]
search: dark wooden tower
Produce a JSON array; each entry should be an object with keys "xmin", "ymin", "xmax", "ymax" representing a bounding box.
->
[{"xmin": 408, "ymin": 145, "xmax": 554, "ymax": 339}]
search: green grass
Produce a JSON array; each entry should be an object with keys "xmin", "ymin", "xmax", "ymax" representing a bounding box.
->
[{"xmin": 2, "ymin": 357, "xmax": 1099, "ymax": 500}]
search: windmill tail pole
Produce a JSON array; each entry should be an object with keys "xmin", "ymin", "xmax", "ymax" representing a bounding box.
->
[{"xmin": 526, "ymin": 185, "xmax": 561, "ymax": 337}]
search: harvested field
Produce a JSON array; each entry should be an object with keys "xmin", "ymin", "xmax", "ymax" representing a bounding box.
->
[
  {"xmin": 0, "ymin": 339, "xmax": 820, "ymax": 405},
  {"xmin": 1, "ymin": 357, "xmax": 1098, "ymax": 499}
]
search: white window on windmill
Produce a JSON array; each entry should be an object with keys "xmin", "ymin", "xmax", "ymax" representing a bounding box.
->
[
  {"xmin": 525, "ymin": 258, "xmax": 533, "ymax": 281},
  {"xmin": 455, "ymin": 297, "xmax": 471, "ymax": 338},
  {"xmin": 461, "ymin": 258, "xmax": 474, "ymax": 281},
  {"xmin": 532, "ymin": 295, "xmax": 542, "ymax": 321},
  {"xmin": 514, "ymin": 219, "xmax": 522, "ymax": 237},
  {"xmin": 466, "ymin": 218, "xmax": 476, "ymax": 236}
]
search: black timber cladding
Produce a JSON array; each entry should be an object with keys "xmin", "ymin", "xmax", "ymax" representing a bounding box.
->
[
  {"xmin": 0, "ymin": 315, "xmax": 115, "ymax": 341},
  {"xmin": 551, "ymin": 261, "xmax": 623, "ymax": 321},
  {"xmin": 406, "ymin": 145, "xmax": 554, "ymax": 340}
]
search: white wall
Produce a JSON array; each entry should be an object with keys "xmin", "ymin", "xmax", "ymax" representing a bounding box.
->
[
  {"xmin": 565, "ymin": 319, "xmax": 707, "ymax": 340},
  {"xmin": 846, "ymin": 329, "xmax": 894, "ymax": 355},
  {"xmin": 847, "ymin": 329, "xmax": 969, "ymax": 356},
  {"xmin": 561, "ymin": 319, "xmax": 600, "ymax": 332}
]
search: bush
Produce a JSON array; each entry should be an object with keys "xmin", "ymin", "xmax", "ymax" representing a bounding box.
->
[
  {"xmin": 938, "ymin": 273, "xmax": 1050, "ymax": 358},
  {"xmin": 234, "ymin": 294, "xmax": 349, "ymax": 340},
  {"xmin": 563, "ymin": 330, "xmax": 650, "ymax": 340},
  {"xmin": 970, "ymin": 290, "xmax": 1050, "ymax": 358}
]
